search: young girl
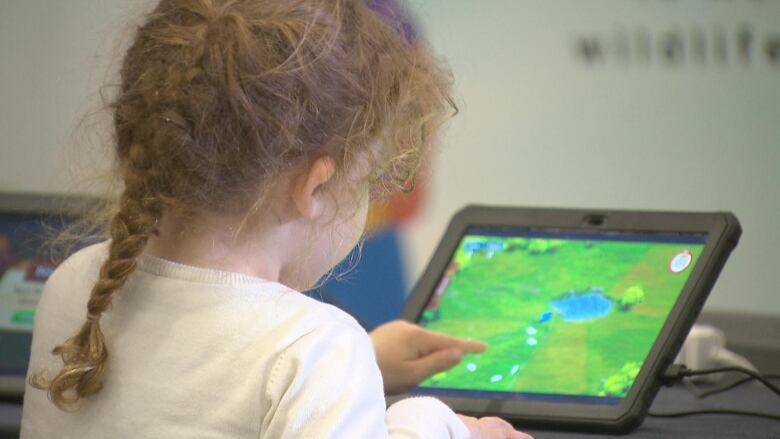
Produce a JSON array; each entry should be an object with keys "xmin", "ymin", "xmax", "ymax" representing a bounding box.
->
[{"xmin": 21, "ymin": 1, "xmax": 532, "ymax": 437}]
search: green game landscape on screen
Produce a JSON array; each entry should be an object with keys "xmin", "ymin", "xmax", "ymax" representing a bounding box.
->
[{"xmin": 418, "ymin": 233, "xmax": 704, "ymax": 399}]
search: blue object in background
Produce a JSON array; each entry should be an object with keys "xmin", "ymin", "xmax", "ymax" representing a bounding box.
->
[{"xmin": 306, "ymin": 227, "xmax": 407, "ymax": 331}]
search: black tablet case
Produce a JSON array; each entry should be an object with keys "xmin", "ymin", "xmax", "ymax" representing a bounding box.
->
[{"xmin": 400, "ymin": 206, "xmax": 741, "ymax": 433}]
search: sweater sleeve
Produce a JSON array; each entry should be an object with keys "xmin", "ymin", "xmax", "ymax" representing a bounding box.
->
[{"xmin": 260, "ymin": 321, "xmax": 469, "ymax": 439}]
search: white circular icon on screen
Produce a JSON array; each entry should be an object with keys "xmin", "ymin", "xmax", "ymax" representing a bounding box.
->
[{"xmin": 669, "ymin": 249, "xmax": 693, "ymax": 273}]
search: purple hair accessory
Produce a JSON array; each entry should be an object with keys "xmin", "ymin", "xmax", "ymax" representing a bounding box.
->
[{"xmin": 367, "ymin": 0, "xmax": 420, "ymax": 43}]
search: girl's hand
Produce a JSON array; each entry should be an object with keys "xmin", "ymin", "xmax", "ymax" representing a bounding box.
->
[
  {"xmin": 369, "ymin": 320, "xmax": 486, "ymax": 394},
  {"xmin": 457, "ymin": 415, "xmax": 534, "ymax": 439}
]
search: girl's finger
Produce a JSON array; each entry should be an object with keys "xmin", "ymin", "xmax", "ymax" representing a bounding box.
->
[{"xmin": 420, "ymin": 329, "xmax": 488, "ymax": 354}]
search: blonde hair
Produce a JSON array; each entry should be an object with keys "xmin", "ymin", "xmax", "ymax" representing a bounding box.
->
[{"xmin": 31, "ymin": 0, "xmax": 454, "ymax": 410}]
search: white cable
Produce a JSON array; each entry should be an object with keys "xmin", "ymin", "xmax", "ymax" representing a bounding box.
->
[
  {"xmin": 676, "ymin": 324, "xmax": 758, "ymax": 383},
  {"xmin": 714, "ymin": 348, "xmax": 758, "ymax": 373}
]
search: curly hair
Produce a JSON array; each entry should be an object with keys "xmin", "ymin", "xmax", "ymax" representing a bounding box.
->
[{"xmin": 30, "ymin": 0, "xmax": 454, "ymax": 410}]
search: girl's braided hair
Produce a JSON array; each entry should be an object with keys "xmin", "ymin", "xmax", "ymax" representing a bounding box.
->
[{"xmin": 31, "ymin": 0, "xmax": 454, "ymax": 410}]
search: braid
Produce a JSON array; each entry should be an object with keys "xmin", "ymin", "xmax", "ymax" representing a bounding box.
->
[{"xmin": 31, "ymin": 143, "xmax": 163, "ymax": 410}]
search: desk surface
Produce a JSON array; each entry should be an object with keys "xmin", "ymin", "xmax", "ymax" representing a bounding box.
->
[
  {"xmin": 525, "ymin": 382, "xmax": 780, "ymax": 438},
  {"xmin": 2, "ymin": 382, "xmax": 778, "ymax": 438}
]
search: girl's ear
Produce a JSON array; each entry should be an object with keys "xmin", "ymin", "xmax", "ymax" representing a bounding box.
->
[{"xmin": 291, "ymin": 156, "xmax": 337, "ymax": 220}]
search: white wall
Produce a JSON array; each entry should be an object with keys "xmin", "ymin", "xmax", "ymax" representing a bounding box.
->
[
  {"xmin": 1, "ymin": 0, "xmax": 778, "ymax": 316},
  {"xmin": 0, "ymin": 0, "xmax": 149, "ymax": 194},
  {"xmin": 402, "ymin": 0, "xmax": 780, "ymax": 316}
]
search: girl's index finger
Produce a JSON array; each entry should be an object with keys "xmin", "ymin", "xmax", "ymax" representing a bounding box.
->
[
  {"xmin": 422, "ymin": 329, "xmax": 487, "ymax": 355},
  {"xmin": 455, "ymin": 338, "xmax": 488, "ymax": 354}
]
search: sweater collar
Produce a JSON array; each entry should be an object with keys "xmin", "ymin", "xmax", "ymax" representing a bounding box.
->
[{"xmin": 137, "ymin": 253, "xmax": 274, "ymax": 286}]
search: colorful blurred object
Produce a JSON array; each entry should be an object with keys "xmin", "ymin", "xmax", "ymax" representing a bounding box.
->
[{"xmin": 366, "ymin": 179, "xmax": 425, "ymax": 231}]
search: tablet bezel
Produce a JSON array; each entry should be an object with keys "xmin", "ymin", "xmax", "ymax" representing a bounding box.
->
[{"xmin": 401, "ymin": 205, "xmax": 741, "ymax": 433}]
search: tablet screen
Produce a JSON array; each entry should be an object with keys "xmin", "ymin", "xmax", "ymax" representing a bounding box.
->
[{"xmin": 415, "ymin": 227, "xmax": 706, "ymax": 405}]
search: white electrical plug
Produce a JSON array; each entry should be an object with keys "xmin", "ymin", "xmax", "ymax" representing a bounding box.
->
[{"xmin": 675, "ymin": 324, "xmax": 757, "ymax": 383}]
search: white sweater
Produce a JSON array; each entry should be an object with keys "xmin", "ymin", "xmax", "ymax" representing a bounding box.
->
[{"xmin": 21, "ymin": 242, "xmax": 469, "ymax": 438}]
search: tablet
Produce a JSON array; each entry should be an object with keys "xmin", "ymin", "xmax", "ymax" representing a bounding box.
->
[{"xmin": 401, "ymin": 206, "xmax": 740, "ymax": 433}]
